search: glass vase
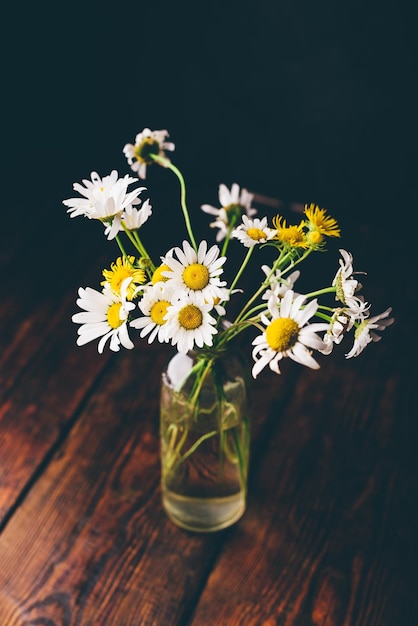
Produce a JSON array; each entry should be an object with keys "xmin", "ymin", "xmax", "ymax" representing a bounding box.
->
[{"xmin": 160, "ymin": 348, "xmax": 250, "ymax": 532}]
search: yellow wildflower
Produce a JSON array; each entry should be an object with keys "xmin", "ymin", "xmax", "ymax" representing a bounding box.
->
[
  {"xmin": 272, "ymin": 215, "xmax": 309, "ymax": 248},
  {"xmin": 101, "ymin": 256, "xmax": 146, "ymax": 300}
]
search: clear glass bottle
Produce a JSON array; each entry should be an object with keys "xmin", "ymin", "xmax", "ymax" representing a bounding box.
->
[{"xmin": 160, "ymin": 349, "xmax": 250, "ymax": 532}]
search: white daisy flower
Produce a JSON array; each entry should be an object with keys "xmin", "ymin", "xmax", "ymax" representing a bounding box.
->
[
  {"xmin": 345, "ymin": 307, "xmax": 394, "ymax": 359},
  {"xmin": 163, "ymin": 294, "xmax": 219, "ymax": 354},
  {"xmin": 63, "ymin": 170, "xmax": 146, "ymax": 240},
  {"xmin": 72, "ymin": 278, "xmax": 136, "ymax": 353},
  {"xmin": 162, "ymin": 240, "xmax": 227, "ymax": 304},
  {"xmin": 261, "ymin": 265, "xmax": 300, "ymax": 301},
  {"xmin": 122, "ymin": 198, "xmax": 153, "ymax": 231},
  {"xmin": 201, "ymin": 183, "xmax": 257, "ymax": 242},
  {"xmin": 130, "ymin": 283, "xmax": 173, "ymax": 344},
  {"xmin": 319, "ymin": 308, "xmax": 354, "ymax": 355},
  {"xmin": 123, "ymin": 128, "xmax": 175, "ymax": 179},
  {"xmin": 333, "ymin": 249, "xmax": 369, "ymax": 315},
  {"xmin": 232, "ymin": 215, "xmax": 277, "ymax": 248},
  {"xmin": 251, "ymin": 289, "xmax": 329, "ymax": 378},
  {"xmin": 204, "ymin": 285, "xmax": 242, "ymax": 317}
]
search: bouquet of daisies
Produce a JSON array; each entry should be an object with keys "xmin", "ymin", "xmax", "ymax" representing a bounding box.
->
[{"xmin": 63, "ymin": 128, "xmax": 393, "ymax": 379}]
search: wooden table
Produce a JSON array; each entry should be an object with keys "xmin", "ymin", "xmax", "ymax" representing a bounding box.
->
[{"xmin": 0, "ymin": 202, "xmax": 416, "ymax": 625}]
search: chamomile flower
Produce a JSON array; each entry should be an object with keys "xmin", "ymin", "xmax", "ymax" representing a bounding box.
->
[
  {"xmin": 163, "ymin": 294, "xmax": 218, "ymax": 354},
  {"xmin": 205, "ymin": 286, "xmax": 241, "ymax": 317},
  {"xmin": 72, "ymin": 278, "xmax": 136, "ymax": 353},
  {"xmin": 162, "ymin": 240, "xmax": 227, "ymax": 304},
  {"xmin": 122, "ymin": 198, "xmax": 153, "ymax": 231},
  {"xmin": 345, "ymin": 307, "xmax": 394, "ymax": 358},
  {"xmin": 261, "ymin": 265, "xmax": 300, "ymax": 301},
  {"xmin": 333, "ymin": 249, "xmax": 369, "ymax": 315},
  {"xmin": 201, "ymin": 183, "xmax": 257, "ymax": 242},
  {"xmin": 130, "ymin": 283, "xmax": 173, "ymax": 344},
  {"xmin": 101, "ymin": 256, "xmax": 146, "ymax": 300},
  {"xmin": 63, "ymin": 170, "xmax": 145, "ymax": 240},
  {"xmin": 232, "ymin": 215, "xmax": 277, "ymax": 248},
  {"xmin": 123, "ymin": 128, "xmax": 175, "ymax": 179},
  {"xmin": 67, "ymin": 129, "xmax": 393, "ymax": 379},
  {"xmin": 251, "ymin": 289, "xmax": 328, "ymax": 378},
  {"xmin": 319, "ymin": 308, "xmax": 354, "ymax": 355}
]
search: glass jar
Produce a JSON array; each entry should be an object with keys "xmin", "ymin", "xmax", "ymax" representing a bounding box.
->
[{"xmin": 160, "ymin": 348, "xmax": 250, "ymax": 532}]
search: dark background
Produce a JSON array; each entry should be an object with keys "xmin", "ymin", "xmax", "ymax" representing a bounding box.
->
[{"xmin": 2, "ymin": 2, "xmax": 416, "ymax": 262}]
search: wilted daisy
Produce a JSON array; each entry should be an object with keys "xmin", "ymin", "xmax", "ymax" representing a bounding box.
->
[
  {"xmin": 130, "ymin": 283, "xmax": 173, "ymax": 344},
  {"xmin": 345, "ymin": 307, "xmax": 394, "ymax": 358},
  {"xmin": 251, "ymin": 289, "xmax": 328, "ymax": 378},
  {"xmin": 201, "ymin": 183, "xmax": 257, "ymax": 242},
  {"xmin": 319, "ymin": 308, "xmax": 354, "ymax": 355},
  {"xmin": 72, "ymin": 278, "xmax": 136, "ymax": 353},
  {"xmin": 63, "ymin": 170, "xmax": 145, "ymax": 240},
  {"xmin": 232, "ymin": 215, "xmax": 277, "ymax": 248},
  {"xmin": 163, "ymin": 294, "xmax": 218, "ymax": 354},
  {"xmin": 101, "ymin": 256, "xmax": 146, "ymax": 300},
  {"xmin": 333, "ymin": 249, "xmax": 369, "ymax": 315},
  {"xmin": 123, "ymin": 128, "xmax": 175, "ymax": 179},
  {"xmin": 162, "ymin": 240, "xmax": 227, "ymax": 304}
]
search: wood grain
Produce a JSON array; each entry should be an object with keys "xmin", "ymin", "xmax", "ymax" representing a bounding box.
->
[{"xmin": 0, "ymin": 203, "xmax": 416, "ymax": 624}]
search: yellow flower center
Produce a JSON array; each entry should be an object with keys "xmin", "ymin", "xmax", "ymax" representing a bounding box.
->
[
  {"xmin": 152, "ymin": 264, "xmax": 170, "ymax": 284},
  {"xmin": 107, "ymin": 302, "xmax": 123, "ymax": 329},
  {"xmin": 183, "ymin": 263, "xmax": 209, "ymax": 290},
  {"xmin": 266, "ymin": 317, "xmax": 299, "ymax": 351},
  {"xmin": 279, "ymin": 226, "xmax": 307, "ymax": 246},
  {"xmin": 134, "ymin": 137, "xmax": 160, "ymax": 164},
  {"xmin": 150, "ymin": 300, "xmax": 170, "ymax": 325},
  {"xmin": 273, "ymin": 216, "xmax": 308, "ymax": 248},
  {"xmin": 335, "ymin": 274, "xmax": 346, "ymax": 304},
  {"xmin": 178, "ymin": 304, "xmax": 203, "ymax": 330},
  {"xmin": 247, "ymin": 227, "xmax": 267, "ymax": 241},
  {"xmin": 223, "ymin": 202, "xmax": 244, "ymax": 222}
]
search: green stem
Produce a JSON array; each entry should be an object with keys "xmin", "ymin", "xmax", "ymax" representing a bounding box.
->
[
  {"xmin": 189, "ymin": 358, "xmax": 215, "ymax": 408},
  {"xmin": 229, "ymin": 246, "xmax": 254, "ymax": 295},
  {"xmin": 220, "ymin": 215, "xmax": 237, "ymax": 257},
  {"xmin": 177, "ymin": 429, "xmax": 219, "ymax": 465},
  {"xmin": 304, "ymin": 286, "xmax": 336, "ymax": 299},
  {"xmin": 115, "ymin": 234, "xmax": 131, "ymax": 260},
  {"xmin": 231, "ymin": 249, "xmax": 289, "ymax": 326},
  {"xmin": 150, "ymin": 154, "xmax": 198, "ymax": 252},
  {"xmin": 231, "ymin": 424, "xmax": 248, "ymax": 491},
  {"xmin": 315, "ymin": 310, "xmax": 333, "ymax": 322},
  {"xmin": 120, "ymin": 222, "xmax": 147, "ymax": 258}
]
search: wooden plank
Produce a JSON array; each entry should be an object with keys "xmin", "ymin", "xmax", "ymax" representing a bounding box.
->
[
  {"xmin": 0, "ymin": 210, "xmax": 124, "ymax": 521},
  {"xmin": 0, "ymin": 333, "xmax": 300, "ymax": 624},
  {"xmin": 0, "ymin": 201, "xmax": 410, "ymax": 623},
  {"xmin": 188, "ymin": 313, "xmax": 418, "ymax": 625},
  {"xmin": 0, "ymin": 345, "xmax": 237, "ymax": 624},
  {"xmin": 0, "ymin": 313, "xmax": 113, "ymax": 525}
]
